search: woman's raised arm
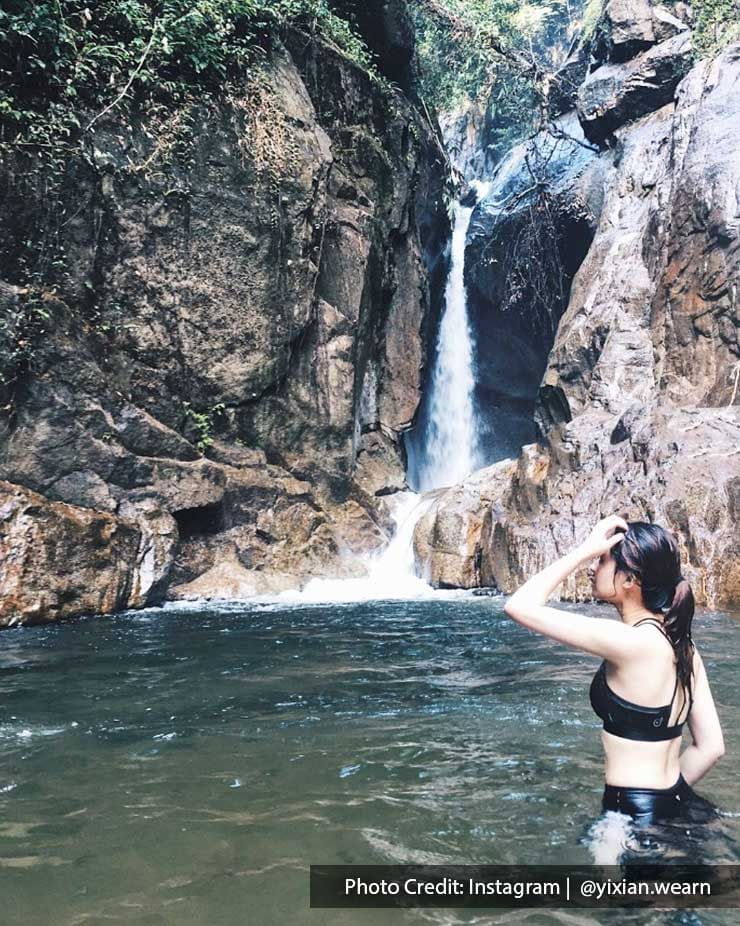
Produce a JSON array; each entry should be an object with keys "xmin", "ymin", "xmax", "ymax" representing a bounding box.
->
[{"xmin": 503, "ymin": 515, "xmax": 643, "ymax": 661}]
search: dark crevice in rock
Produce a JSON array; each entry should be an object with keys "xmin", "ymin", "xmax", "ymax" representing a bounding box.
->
[
  {"xmin": 465, "ymin": 114, "xmax": 603, "ymax": 461},
  {"xmin": 173, "ymin": 502, "xmax": 225, "ymax": 540}
]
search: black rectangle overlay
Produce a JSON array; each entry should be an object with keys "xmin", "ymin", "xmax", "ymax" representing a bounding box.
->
[{"xmin": 310, "ymin": 864, "xmax": 740, "ymax": 908}]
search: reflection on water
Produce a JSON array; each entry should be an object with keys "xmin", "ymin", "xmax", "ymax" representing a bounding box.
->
[{"xmin": 0, "ymin": 597, "xmax": 738, "ymax": 924}]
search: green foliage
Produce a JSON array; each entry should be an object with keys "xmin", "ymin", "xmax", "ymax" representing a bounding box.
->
[
  {"xmin": 183, "ymin": 400, "xmax": 226, "ymax": 453},
  {"xmin": 409, "ymin": 0, "xmax": 584, "ymax": 165},
  {"xmin": 410, "ymin": 0, "xmax": 582, "ymax": 112},
  {"xmin": 692, "ymin": 0, "xmax": 740, "ymax": 58},
  {"xmin": 0, "ymin": 1, "xmax": 371, "ymax": 144}
]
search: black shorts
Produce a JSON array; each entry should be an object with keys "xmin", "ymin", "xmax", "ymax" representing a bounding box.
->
[{"xmin": 602, "ymin": 773, "xmax": 720, "ymax": 825}]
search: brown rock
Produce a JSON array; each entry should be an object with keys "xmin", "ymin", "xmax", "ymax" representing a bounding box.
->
[
  {"xmin": 0, "ymin": 26, "xmax": 448, "ymax": 616},
  {"xmin": 168, "ymin": 550, "xmax": 293, "ymax": 600},
  {"xmin": 480, "ymin": 407, "xmax": 740, "ymax": 609},
  {"xmin": 0, "ymin": 480, "xmax": 141, "ymax": 627},
  {"xmin": 413, "ymin": 460, "xmax": 517, "ymax": 588},
  {"xmin": 354, "ymin": 429, "xmax": 407, "ymax": 498}
]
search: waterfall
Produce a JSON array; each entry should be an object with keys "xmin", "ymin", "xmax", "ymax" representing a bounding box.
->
[
  {"xmin": 407, "ymin": 181, "xmax": 489, "ymax": 493},
  {"xmin": 279, "ymin": 492, "xmax": 439, "ymax": 602},
  {"xmin": 415, "ymin": 200, "xmax": 478, "ymax": 491},
  {"xmin": 279, "ymin": 185, "xmax": 488, "ymax": 602}
]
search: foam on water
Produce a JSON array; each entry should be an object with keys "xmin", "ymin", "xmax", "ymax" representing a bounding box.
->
[
  {"xmin": 276, "ymin": 493, "xmax": 448, "ymax": 604},
  {"xmin": 0, "ymin": 723, "xmax": 74, "ymax": 742},
  {"xmin": 582, "ymin": 810, "xmax": 640, "ymax": 865}
]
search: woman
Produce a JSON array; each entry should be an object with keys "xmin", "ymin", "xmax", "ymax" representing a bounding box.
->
[{"xmin": 504, "ymin": 514, "xmax": 725, "ymax": 826}]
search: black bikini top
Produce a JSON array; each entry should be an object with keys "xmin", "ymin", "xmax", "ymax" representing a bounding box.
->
[{"xmin": 589, "ymin": 617, "xmax": 693, "ymax": 742}]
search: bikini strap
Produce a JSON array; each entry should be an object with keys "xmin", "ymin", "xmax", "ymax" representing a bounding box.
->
[
  {"xmin": 633, "ymin": 617, "xmax": 673, "ymax": 644},
  {"xmin": 668, "ymin": 670, "xmax": 680, "ymax": 710},
  {"xmin": 634, "ymin": 618, "xmax": 683, "ymax": 718}
]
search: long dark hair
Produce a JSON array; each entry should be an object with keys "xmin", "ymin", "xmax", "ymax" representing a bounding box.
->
[{"xmin": 612, "ymin": 522, "xmax": 695, "ymax": 715}]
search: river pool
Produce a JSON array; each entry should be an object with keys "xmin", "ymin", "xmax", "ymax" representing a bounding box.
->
[{"xmin": 1, "ymin": 595, "xmax": 738, "ymax": 924}]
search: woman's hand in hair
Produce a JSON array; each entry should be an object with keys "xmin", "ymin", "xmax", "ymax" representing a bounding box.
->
[{"xmin": 576, "ymin": 514, "xmax": 629, "ymax": 561}]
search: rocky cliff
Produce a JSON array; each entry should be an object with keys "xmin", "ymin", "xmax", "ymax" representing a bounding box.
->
[
  {"xmin": 415, "ymin": 3, "xmax": 740, "ymax": 609},
  {"xmin": 2, "ymin": 0, "xmax": 737, "ymax": 626},
  {"xmin": 0, "ymin": 17, "xmax": 449, "ymax": 626}
]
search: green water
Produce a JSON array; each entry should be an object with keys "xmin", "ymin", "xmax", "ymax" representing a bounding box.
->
[{"xmin": 1, "ymin": 596, "xmax": 738, "ymax": 924}]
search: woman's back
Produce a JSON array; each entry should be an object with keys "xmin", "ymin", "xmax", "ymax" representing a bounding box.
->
[{"xmin": 597, "ymin": 626, "xmax": 716, "ymax": 788}]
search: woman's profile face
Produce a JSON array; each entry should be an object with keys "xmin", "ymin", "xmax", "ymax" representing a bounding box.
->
[{"xmin": 592, "ymin": 549, "xmax": 621, "ymax": 602}]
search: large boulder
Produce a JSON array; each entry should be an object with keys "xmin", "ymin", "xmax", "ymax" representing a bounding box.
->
[
  {"xmin": 603, "ymin": 0, "xmax": 660, "ymax": 60},
  {"xmin": 578, "ymin": 31, "xmax": 693, "ymax": 145},
  {"xmin": 413, "ymin": 403, "xmax": 738, "ymax": 610},
  {"xmin": 0, "ymin": 481, "xmax": 142, "ymax": 627},
  {"xmin": 464, "ymin": 111, "xmax": 607, "ymax": 462},
  {"xmin": 413, "ymin": 459, "xmax": 517, "ymax": 588},
  {"xmin": 591, "ymin": 0, "xmax": 690, "ymax": 64}
]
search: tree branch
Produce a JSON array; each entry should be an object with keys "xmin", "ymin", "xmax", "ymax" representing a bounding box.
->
[{"xmin": 84, "ymin": 19, "xmax": 161, "ymax": 133}]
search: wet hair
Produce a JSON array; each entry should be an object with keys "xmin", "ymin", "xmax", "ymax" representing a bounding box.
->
[{"xmin": 611, "ymin": 521, "xmax": 695, "ymax": 716}]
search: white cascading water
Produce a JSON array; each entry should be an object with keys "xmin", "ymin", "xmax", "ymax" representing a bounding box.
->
[
  {"xmin": 414, "ymin": 187, "xmax": 487, "ymax": 492},
  {"xmin": 279, "ymin": 184, "xmax": 489, "ymax": 603},
  {"xmin": 279, "ymin": 492, "xmax": 438, "ymax": 602}
]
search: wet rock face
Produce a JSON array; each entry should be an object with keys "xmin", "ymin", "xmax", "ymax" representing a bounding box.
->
[
  {"xmin": 0, "ymin": 24, "xmax": 448, "ymax": 625},
  {"xmin": 440, "ymin": 101, "xmax": 493, "ymax": 180},
  {"xmin": 0, "ymin": 481, "xmax": 142, "ymax": 628},
  {"xmin": 413, "ymin": 460, "xmax": 517, "ymax": 588},
  {"xmin": 465, "ymin": 112, "xmax": 606, "ymax": 460}
]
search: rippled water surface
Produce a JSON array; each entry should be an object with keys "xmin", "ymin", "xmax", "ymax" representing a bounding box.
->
[{"xmin": 1, "ymin": 596, "xmax": 739, "ymax": 924}]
